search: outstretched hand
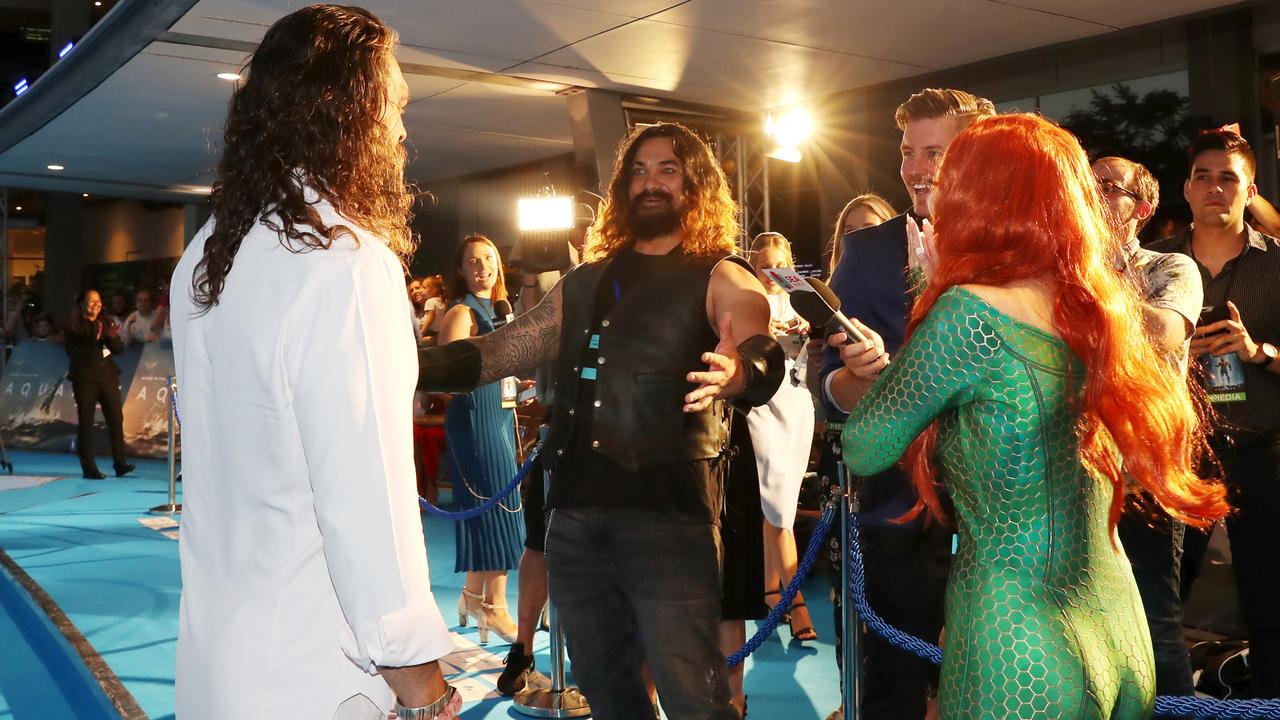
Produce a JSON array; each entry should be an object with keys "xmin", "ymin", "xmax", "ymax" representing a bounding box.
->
[{"xmin": 684, "ymin": 313, "xmax": 744, "ymax": 412}]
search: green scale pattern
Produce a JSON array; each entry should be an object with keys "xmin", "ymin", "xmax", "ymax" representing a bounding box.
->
[{"xmin": 842, "ymin": 287, "xmax": 1154, "ymax": 719}]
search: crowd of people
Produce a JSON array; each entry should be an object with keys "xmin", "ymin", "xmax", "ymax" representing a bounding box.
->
[{"xmin": 163, "ymin": 5, "xmax": 1279, "ymax": 720}]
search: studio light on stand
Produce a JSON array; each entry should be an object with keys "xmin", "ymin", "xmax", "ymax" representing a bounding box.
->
[{"xmin": 514, "ymin": 175, "xmax": 598, "ymax": 276}]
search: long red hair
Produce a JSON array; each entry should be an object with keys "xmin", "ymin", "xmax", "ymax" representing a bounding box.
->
[{"xmin": 904, "ymin": 114, "xmax": 1227, "ymax": 530}]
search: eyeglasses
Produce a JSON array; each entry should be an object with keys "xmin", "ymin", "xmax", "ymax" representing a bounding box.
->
[{"xmin": 1097, "ymin": 178, "xmax": 1142, "ymax": 202}]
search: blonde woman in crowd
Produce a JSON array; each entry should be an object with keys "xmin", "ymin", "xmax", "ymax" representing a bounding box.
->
[{"xmin": 747, "ymin": 232, "xmax": 819, "ymax": 641}]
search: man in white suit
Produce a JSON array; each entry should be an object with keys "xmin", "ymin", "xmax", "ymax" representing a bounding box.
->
[{"xmin": 170, "ymin": 5, "xmax": 459, "ymax": 718}]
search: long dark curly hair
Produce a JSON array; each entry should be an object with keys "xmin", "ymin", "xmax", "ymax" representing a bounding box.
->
[
  {"xmin": 192, "ymin": 4, "xmax": 415, "ymax": 311},
  {"xmin": 585, "ymin": 122, "xmax": 740, "ymax": 261}
]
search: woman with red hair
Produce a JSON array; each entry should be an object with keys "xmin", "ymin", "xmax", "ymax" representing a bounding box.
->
[{"xmin": 841, "ymin": 113, "xmax": 1228, "ymax": 718}]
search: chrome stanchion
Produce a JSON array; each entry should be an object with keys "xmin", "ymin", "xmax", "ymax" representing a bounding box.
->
[
  {"xmin": 514, "ymin": 425, "xmax": 589, "ymax": 718},
  {"xmin": 834, "ymin": 429, "xmax": 862, "ymax": 720},
  {"xmin": 150, "ymin": 376, "xmax": 181, "ymax": 515}
]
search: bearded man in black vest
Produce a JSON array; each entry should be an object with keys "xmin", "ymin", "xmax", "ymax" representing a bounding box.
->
[{"xmin": 421, "ymin": 122, "xmax": 782, "ymax": 718}]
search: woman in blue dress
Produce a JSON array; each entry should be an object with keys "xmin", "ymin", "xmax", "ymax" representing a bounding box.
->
[{"xmin": 439, "ymin": 233, "xmax": 523, "ymax": 644}]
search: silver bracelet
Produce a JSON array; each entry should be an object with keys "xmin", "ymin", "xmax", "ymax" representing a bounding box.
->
[{"xmin": 393, "ymin": 685, "xmax": 456, "ymax": 719}]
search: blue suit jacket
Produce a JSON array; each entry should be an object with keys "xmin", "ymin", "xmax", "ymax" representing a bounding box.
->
[{"xmin": 820, "ymin": 211, "xmax": 918, "ymax": 524}]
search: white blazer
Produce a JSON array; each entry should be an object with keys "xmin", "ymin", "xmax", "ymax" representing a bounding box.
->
[{"xmin": 171, "ymin": 198, "xmax": 453, "ymax": 719}]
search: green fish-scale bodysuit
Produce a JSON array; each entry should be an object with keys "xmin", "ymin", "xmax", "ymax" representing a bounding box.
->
[{"xmin": 842, "ymin": 286, "xmax": 1154, "ymax": 719}]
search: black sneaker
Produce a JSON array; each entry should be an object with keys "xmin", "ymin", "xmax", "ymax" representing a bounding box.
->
[
  {"xmin": 83, "ymin": 469, "xmax": 107, "ymax": 479},
  {"xmin": 114, "ymin": 463, "xmax": 136, "ymax": 477},
  {"xmin": 496, "ymin": 643, "xmax": 536, "ymax": 696}
]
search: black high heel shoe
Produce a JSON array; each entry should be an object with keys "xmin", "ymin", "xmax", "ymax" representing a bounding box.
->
[{"xmin": 787, "ymin": 601, "xmax": 818, "ymax": 643}]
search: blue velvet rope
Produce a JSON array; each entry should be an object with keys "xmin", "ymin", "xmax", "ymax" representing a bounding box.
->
[
  {"xmin": 418, "ymin": 446, "xmax": 538, "ymax": 521},
  {"xmin": 844, "ymin": 513, "xmax": 1280, "ymax": 718},
  {"xmin": 727, "ymin": 503, "xmax": 836, "ymax": 668}
]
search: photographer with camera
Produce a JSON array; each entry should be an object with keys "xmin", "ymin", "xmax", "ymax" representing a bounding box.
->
[{"xmin": 1149, "ymin": 126, "xmax": 1280, "ymax": 698}]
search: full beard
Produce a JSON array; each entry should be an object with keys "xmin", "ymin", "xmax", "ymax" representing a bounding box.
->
[{"xmin": 627, "ymin": 196, "xmax": 682, "ymax": 240}]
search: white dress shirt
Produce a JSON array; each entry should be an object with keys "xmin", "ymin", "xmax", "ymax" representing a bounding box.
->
[{"xmin": 171, "ymin": 198, "xmax": 453, "ymax": 719}]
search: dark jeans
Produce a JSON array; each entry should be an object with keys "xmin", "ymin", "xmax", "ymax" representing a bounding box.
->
[
  {"xmin": 1118, "ymin": 507, "xmax": 1194, "ymax": 696},
  {"xmin": 1215, "ymin": 431, "xmax": 1280, "ymax": 698},
  {"xmin": 72, "ymin": 380, "xmax": 127, "ymax": 473},
  {"xmin": 545, "ymin": 506, "xmax": 736, "ymax": 720}
]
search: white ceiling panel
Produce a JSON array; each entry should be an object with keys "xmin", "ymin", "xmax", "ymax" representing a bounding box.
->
[
  {"xmin": 521, "ymin": 19, "xmax": 919, "ymax": 109},
  {"xmin": 647, "ymin": 0, "xmax": 1110, "ymax": 71},
  {"xmin": 0, "ymin": 0, "xmax": 1243, "ymax": 199},
  {"xmin": 405, "ymin": 82, "xmax": 572, "ymax": 143},
  {"xmin": 990, "ymin": 0, "xmax": 1239, "ymax": 29},
  {"xmin": 405, "ymin": 125, "xmax": 571, "ymax": 183}
]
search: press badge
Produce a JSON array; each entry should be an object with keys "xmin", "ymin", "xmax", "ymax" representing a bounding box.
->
[
  {"xmin": 1200, "ymin": 352, "xmax": 1246, "ymax": 403},
  {"xmin": 1198, "ymin": 303, "xmax": 1246, "ymax": 404},
  {"xmin": 500, "ymin": 376, "xmax": 518, "ymax": 409}
]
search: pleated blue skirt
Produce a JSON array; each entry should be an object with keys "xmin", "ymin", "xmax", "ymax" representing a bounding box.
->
[{"xmin": 445, "ymin": 381, "xmax": 524, "ymax": 573}]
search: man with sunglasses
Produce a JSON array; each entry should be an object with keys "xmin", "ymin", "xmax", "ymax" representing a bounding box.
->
[{"xmin": 1093, "ymin": 155, "xmax": 1203, "ymax": 698}]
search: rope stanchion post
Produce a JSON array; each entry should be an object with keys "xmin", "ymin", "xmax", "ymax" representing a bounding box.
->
[
  {"xmin": 836, "ymin": 431, "xmax": 863, "ymax": 720},
  {"xmin": 514, "ymin": 425, "xmax": 589, "ymax": 718},
  {"xmin": 150, "ymin": 375, "xmax": 181, "ymax": 515}
]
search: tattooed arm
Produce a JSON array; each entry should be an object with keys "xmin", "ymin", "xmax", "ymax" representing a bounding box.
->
[
  {"xmin": 473, "ymin": 279, "xmax": 563, "ymax": 384},
  {"xmin": 417, "ymin": 279, "xmax": 564, "ymax": 392}
]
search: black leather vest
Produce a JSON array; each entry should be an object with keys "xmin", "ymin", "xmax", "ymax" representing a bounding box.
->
[{"xmin": 544, "ymin": 250, "xmax": 750, "ymax": 472}]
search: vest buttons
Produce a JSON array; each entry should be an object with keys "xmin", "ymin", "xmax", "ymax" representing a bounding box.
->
[
  {"xmin": 556, "ymin": 449, "xmax": 564, "ymax": 456},
  {"xmin": 593, "ymin": 400, "xmax": 601, "ymax": 408},
  {"xmin": 597, "ymin": 357, "xmax": 605, "ymax": 365},
  {"xmin": 591, "ymin": 440, "xmax": 600, "ymax": 448},
  {"xmin": 568, "ymin": 408, "xmax": 575, "ymax": 416},
  {"xmin": 601, "ymin": 319, "xmax": 610, "ymax": 327},
  {"xmin": 572, "ymin": 366, "xmax": 579, "ymax": 373}
]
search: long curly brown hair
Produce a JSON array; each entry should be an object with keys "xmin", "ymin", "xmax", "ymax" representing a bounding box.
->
[
  {"xmin": 191, "ymin": 4, "xmax": 415, "ymax": 311},
  {"xmin": 584, "ymin": 123, "xmax": 740, "ymax": 261}
]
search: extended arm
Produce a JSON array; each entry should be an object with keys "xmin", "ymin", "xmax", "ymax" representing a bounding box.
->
[
  {"xmin": 418, "ymin": 279, "xmax": 564, "ymax": 392},
  {"xmin": 683, "ymin": 259, "xmax": 780, "ymax": 411},
  {"xmin": 842, "ymin": 290, "xmax": 985, "ymax": 475}
]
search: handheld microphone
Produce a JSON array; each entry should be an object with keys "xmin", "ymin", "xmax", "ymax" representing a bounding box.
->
[
  {"xmin": 789, "ymin": 278, "xmax": 868, "ymax": 344},
  {"xmin": 492, "ymin": 299, "xmax": 514, "ymax": 329}
]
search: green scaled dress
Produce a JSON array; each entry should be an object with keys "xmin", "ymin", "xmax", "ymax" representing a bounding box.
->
[{"xmin": 842, "ymin": 287, "xmax": 1154, "ymax": 720}]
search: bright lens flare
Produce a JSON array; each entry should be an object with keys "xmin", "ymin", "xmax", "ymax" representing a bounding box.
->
[
  {"xmin": 770, "ymin": 108, "xmax": 812, "ymax": 147},
  {"xmin": 518, "ymin": 196, "xmax": 574, "ymax": 232}
]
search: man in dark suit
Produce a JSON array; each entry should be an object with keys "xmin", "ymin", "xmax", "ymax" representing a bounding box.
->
[{"xmin": 64, "ymin": 289, "xmax": 134, "ymax": 479}]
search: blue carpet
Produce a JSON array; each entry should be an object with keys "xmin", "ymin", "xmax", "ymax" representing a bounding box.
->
[{"xmin": 0, "ymin": 450, "xmax": 841, "ymax": 718}]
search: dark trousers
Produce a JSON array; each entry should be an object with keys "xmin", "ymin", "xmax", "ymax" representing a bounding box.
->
[
  {"xmin": 72, "ymin": 380, "xmax": 127, "ymax": 473},
  {"xmin": 819, "ymin": 438, "xmax": 949, "ymax": 719},
  {"xmin": 1118, "ymin": 508, "xmax": 1194, "ymax": 696},
  {"xmin": 545, "ymin": 506, "xmax": 736, "ymax": 720},
  {"xmin": 850, "ymin": 523, "xmax": 951, "ymax": 719},
  {"xmin": 1213, "ymin": 431, "xmax": 1280, "ymax": 698}
]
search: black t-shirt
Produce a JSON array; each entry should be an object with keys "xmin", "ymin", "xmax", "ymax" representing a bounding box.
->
[{"xmin": 547, "ymin": 248, "xmax": 721, "ymax": 522}]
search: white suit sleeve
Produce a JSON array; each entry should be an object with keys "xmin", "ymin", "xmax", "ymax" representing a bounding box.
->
[{"xmin": 285, "ymin": 244, "xmax": 454, "ymax": 673}]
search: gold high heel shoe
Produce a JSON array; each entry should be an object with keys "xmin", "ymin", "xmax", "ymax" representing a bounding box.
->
[
  {"xmin": 457, "ymin": 589, "xmax": 489, "ymax": 643},
  {"xmin": 482, "ymin": 600, "xmax": 519, "ymax": 645}
]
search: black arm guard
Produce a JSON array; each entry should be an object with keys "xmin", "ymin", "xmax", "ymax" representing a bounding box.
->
[
  {"xmin": 418, "ymin": 340, "xmax": 482, "ymax": 393},
  {"xmin": 733, "ymin": 333, "xmax": 785, "ymax": 410}
]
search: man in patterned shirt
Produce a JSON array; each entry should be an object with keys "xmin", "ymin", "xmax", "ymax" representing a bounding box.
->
[{"xmin": 1093, "ymin": 155, "xmax": 1203, "ymax": 697}]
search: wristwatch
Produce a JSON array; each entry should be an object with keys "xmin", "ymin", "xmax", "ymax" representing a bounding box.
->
[
  {"xmin": 1255, "ymin": 342, "xmax": 1279, "ymax": 367},
  {"xmin": 394, "ymin": 685, "xmax": 457, "ymax": 719}
]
